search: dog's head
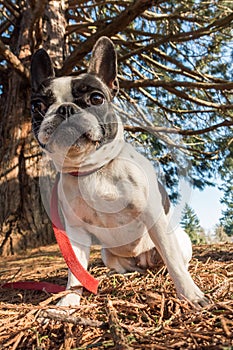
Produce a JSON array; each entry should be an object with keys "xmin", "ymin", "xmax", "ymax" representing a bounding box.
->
[{"xmin": 31, "ymin": 37, "xmax": 124, "ymax": 172}]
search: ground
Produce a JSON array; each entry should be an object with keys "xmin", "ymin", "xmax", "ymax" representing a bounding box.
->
[{"xmin": 0, "ymin": 242, "xmax": 232, "ymax": 349}]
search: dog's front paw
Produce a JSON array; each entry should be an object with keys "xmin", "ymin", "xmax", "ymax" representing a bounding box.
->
[
  {"xmin": 180, "ymin": 285, "xmax": 209, "ymax": 308},
  {"xmin": 56, "ymin": 291, "xmax": 81, "ymax": 308},
  {"xmin": 39, "ymin": 291, "xmax": 82, "ymax": 323}
]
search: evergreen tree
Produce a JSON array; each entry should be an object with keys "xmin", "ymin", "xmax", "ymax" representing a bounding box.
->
[
  {"xmin": 219, "ymin": 143, "xmax": 233, "ymax": 236},
  {"xmin": 219, "ymin": 139, "xmax": 233, "ymax": 236},
  {"xmin": 0, "ymin": 0, "xmax": 232, "ymax": 254},
  {"xmin": 180, "ymin": 203, "xmax": 204, "ymax": 244},
  {"xmin": 220, "ymin": 182, "xmax": 233, "ymax": 236}
]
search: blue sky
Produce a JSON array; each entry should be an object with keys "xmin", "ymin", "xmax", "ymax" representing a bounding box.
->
[
  {"xmin": 169, "ymin": 179, "xmax": 224, "ymax": 234},
  {"xmin": 189, "ymin": 185, "xmax": 224, "ymax": 232}
]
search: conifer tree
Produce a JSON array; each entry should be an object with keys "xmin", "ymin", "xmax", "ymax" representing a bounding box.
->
[
  {"xmin": 0, "ymin": 0, "xmax": 232, "ymax": 254},
  {"xmin": 180, "ymin": 203, "xmax": 204, "ymax": 244},
  {"xmin": 219, "ymin": 143, "xmax": 233, "ymax": 237}
]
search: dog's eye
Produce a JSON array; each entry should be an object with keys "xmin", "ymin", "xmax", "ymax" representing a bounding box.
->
[
  {"xmin": 31, "ymin": 100, "xmax": 47, "ymax": 114},
  {"xmin": 90, "ymin": 92, "xmax": 105, "ymax": 106}
]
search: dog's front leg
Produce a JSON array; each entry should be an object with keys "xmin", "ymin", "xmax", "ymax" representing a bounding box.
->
[
  {"xmin": 57, "ymin": 226, "xmax": 92, "ymax": 308},
  {"xmin": 148, "ymin": 214, "xmax": 209, "ymax": 307},
  {"xmin": 41, "ymin": 229, "xmax": 91, "ymax": 321}
]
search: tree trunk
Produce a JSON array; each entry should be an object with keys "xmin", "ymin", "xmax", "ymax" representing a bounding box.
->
[{"xmin": 0, "ymin": 1, "xmax": 67, "ymax": 255}]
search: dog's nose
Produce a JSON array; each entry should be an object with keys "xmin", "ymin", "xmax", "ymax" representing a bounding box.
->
[{"xmin": 57, "ymin": 104, "xmax": 76, "ymax": 119}]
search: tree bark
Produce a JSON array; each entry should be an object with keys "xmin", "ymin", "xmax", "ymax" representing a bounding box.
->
[{"xmin": 0, "ymin": 1, "xmax": 67, "ymax": 255}]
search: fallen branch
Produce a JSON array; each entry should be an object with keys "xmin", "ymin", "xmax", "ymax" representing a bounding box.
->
[
  {"xmin": 106, "ymin": 299, "xmax": 133, "ymax": 350},
  {"xmin": 42, "ymin": 310, "xmax": 107, "ymax": 328}
]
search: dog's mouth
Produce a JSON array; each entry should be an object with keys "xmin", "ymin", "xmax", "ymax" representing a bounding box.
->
[
  {"xmin": 70, "ymin": 131, "xmax": 104, "ymax": 151},
  {"xmin": 41, "ymin": 120, "xmax": 105, "ymax": 154}
]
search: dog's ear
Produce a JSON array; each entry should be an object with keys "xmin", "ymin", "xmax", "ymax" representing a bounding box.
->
[
  {"xmin": 31, "ymin": 49, "xmax": 55, "ymax": 92},
  {"xmin": 88, "ymin": 37, "xmax": 118, "ymax": 96}
]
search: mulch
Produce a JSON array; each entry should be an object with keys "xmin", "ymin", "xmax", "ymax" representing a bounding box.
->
[{"xmin": 0, "ymin": 242, "xmax": 232, "ymax": 349}]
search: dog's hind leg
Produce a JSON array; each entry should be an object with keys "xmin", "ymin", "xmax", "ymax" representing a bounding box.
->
[{"xmin": 101, "ymin": 248, "xmax": 140, "ymax": 273}]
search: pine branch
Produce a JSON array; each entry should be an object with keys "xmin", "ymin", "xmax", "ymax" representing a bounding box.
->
[
  {"xmin": 0, "ymin": 17, "xmax": 14, "ymax": 36},
  {"xmin": 2, "ymin": 0, "xmax": 20, "ymax": 19},
  {"xmin": 120, "ymin": 44, "xmax": 229, "ymax": 85},
  {"xmin": 152, "ymin": 47, "xmax": 231, "ymax": 84},
  {"xmin": 136, "ymin": 86, "xmax": 218, "ymax": 115},
  {"xmin": 0, "ymin": 39, "xmax": 29, "ymax": 80},
  {"xmin": 120, "ymin": 79, "xmax": 233, "ymax": 91},
  {"xmin": 142, "ymin": 11, "xmax": 206, "ymax": 23},
  {"xmin": 124, "ymin": 119, "xmax": 233, "ymax": 136},
  {"xmin": 120, "ymin": 77, "xmax": 233, "ymax": 110},
  {"xmin": 60, "ymin": 0, "xmax": 155, "ymax": 75},
  {"xmin": 139, "ymin": 13, "xmax": 233, "ymax": 47},
  {"xmin": 172, "ymin": 12, "xmax": 233, "ymax": 43},
  {"xmin": 164, "ymin": 85, "xmax": 231, "ymax": 109}
]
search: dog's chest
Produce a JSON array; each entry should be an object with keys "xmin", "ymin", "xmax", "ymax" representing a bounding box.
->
[
  {"xmin": 62, "ymin": 174, "xmax": 145, "ymax": 225},
  {"xmin": 59, "ymin": 154, "xmax": 150, "ymax": 238}
]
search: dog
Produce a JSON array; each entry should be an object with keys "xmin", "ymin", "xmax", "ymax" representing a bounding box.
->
[{"xmin": 31, "ymin": 36, "xmax": 208, "ymax": 309}]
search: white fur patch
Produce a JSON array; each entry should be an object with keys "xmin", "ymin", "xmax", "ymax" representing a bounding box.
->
[{"xmin": 51, "ymin": 77, "xmax": 74, "ymax": 103}]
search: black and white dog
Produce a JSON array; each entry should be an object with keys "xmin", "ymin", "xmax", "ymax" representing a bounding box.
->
[{"xmin": 31, "ymin": 37, "xmax": 208, "ymax": 308}]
